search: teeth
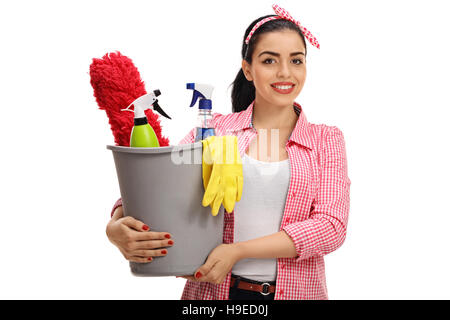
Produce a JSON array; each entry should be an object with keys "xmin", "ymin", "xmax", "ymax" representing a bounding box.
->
[{"xmin": 273, "ymin": 85, "xmax": 293, "ymax": 90}]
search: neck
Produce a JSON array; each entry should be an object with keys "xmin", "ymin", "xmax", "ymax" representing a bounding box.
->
[{"xmin": 252, "ymin": 97, "xmax": 298, "ymax": 131}]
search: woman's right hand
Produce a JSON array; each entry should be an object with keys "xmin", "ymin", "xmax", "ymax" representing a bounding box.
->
[{"xmin": 106, "ymin": 205, "xmax": 173, "ymax": 263}]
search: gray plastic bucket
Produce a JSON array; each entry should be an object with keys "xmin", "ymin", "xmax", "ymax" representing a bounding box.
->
[{"xmin": 107, "ymin": 142, "xmax": 224, "ymax": 277}]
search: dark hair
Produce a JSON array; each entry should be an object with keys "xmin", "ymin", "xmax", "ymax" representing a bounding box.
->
[{"xmin": 230, "ymin": 15, "xmax": 307, "ymax": 113}]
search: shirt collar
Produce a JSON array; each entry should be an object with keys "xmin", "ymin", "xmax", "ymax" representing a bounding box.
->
[{"xmin": 229, "ymin": 101, "xmax": 313, "ymax": 150}]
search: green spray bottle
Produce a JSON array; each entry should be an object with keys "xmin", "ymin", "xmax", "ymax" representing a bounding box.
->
[{"xmin": 122, "ymin": 90, "xmax": 172, "ymax": 147}]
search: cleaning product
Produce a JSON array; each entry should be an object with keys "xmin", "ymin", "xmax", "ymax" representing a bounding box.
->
[
  {"xmin": 90, "ymin": 51, "xmax": 170, "ymax": 147},
  {"xmin": 122, "ymin": 90, "xmax": 172, "ymax": 147},
  {"xmin": 186, "ymin": 83, "xmax": 215, "ymax": 142}
]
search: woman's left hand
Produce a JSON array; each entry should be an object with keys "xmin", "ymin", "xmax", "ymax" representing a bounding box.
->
[{"xmin": 178, "ymin": 243, "xmax": 241, "ymax": 284}]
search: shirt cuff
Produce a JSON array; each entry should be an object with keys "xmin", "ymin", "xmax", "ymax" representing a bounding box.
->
[
  {"xmin": 111, "ymin": 198, "xmax": 122, "ymax": 218},
  {"xmin": 282, "ymin": 223, "xmax": 304, "ymax": 263}
]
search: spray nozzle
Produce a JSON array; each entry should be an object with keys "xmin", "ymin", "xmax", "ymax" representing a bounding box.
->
[
  {"xmin": 186, "ymin": 83, "xmax": 214, "ymax": 109},
  {"xmin": 121, "ymin": 89, "xmax": 171, "ymax": 119}
]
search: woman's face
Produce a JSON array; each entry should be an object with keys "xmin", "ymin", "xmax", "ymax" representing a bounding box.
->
[{"xmin": 242, "ymin": 29, "xmax": 307, "ymax": 108}]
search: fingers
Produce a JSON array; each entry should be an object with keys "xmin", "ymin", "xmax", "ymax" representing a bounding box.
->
[
  {"xmin": 202, "ymin": 174, "xmax": 226, "ymax": 216},
  {"xmin": 202, "ymin": 162, "xmax": 213, "ymax": 191},
  {"xmin": 124, "ymin": 247, "xmax": 169, "ymax": 263},
  {"xmin": 122, "ymin": 238, "xmax": 174, "ymax": 263},
  {"xmin": 212, "ymin": 182, "xmax": 224, "ymax": 216},
  {"xmin": 117, "ymin": 217, "xmax": 175, "ymax": 263},
  {"xmin": 121, "ymin": 216, "xmax": 149, "ymax": 232},
  {"xmin": 193, "ymin": 259, "xmax": 219, "ymax": 283},
  {"xmin": 223, "ymin": 176, "xmax": 236, "ymax": 214},
  {"xmin": 134, "ymin": 230, "xmax": 172, "ymax": 241},
  {"xmin": 120, "ymin": 216, "xmax": 172, "ymax": 241},
  {"xmin": 127, "ymin": 256, "xmax": 154, "ymax": 263},
  {"xmin": 134, "ymin": 238, "xmax": 174, "ymax": 250},
  {"xmin": 202, "ymin": 175, "xmax": 220, "ymax": 207}
]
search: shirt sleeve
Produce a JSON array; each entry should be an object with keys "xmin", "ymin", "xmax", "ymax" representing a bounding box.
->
[
  {"xmin": 178, "ymin": 127, "xmax": 196, "ymax": 145},
  {"xmin": 110, "ymin": 198, "xmax": 123, "ymax": 218},
  {"xmin": 283, "ymin": 126, "xmax": 351, "ymax": 262}
]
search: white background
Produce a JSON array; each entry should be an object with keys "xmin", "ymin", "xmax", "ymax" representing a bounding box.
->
[{"xmin": 0, "ymin": 0, "xmax": 449, "ymax": 299}]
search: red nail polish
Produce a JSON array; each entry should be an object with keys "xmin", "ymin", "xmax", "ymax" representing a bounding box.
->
[
  {"xmin": 142, "ymin": 225, "xmax": 149, "ymax": 231},
  {"xmin": 165, "ymin": 234, "xmax": 171, "ymax": 239},
  {"xmin": 161, "ymin": 250, "xmax": 167, "ymax": 254},
  {"xmin": 148, "ymin": 257, "xmax": 152, "ymax": 261},
  {"xmin": 168, "ymin": 240, "xmax": 174, "ymax": 245},
  {"xmin": 195, "ymin": 272, "xmax": 202, "ymax": 279}
]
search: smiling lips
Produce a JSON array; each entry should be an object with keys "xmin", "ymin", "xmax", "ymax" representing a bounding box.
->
[{"xmin": 271, "ymin": 82, "xmax": 295, "ymax": 94}]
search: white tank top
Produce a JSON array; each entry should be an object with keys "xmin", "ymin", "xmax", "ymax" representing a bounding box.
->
[{"xmin": 231, "ymin": 153, "xmax": 290, "ymax": 282}]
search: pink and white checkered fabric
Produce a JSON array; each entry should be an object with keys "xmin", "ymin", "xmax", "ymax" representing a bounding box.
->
[
  {"xmin": 177, "ymin": 101, "xmax": 350, "ymax": 300},
  {"xmin": 245, "ymin": 4, "xmax": 320, "ymax": 49}
]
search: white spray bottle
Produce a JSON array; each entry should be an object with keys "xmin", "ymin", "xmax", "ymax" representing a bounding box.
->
[{"xmin": 121, "ymin": 90, "xmax": 171, "ymax": 147}]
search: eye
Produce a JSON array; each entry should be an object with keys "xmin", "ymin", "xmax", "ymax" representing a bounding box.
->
[
  {"xmin": 292, "ymin": 59, "xmax": 303, "ymax": 65},
  {"xmin": 263, "ymin": 58, "xmax": 276, "ymax": 64}
]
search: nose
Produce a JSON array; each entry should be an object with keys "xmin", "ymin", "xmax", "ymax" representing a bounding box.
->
[{"xmin": 276, "ymin": 60, "xmax": 291, "ymax": 78}]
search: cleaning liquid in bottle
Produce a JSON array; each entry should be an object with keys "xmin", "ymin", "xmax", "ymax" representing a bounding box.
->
[
  {"xmin": 122, "ymin": 89, "xmax": 172, "ymax": 147},
  {"xmin": 186, "ymin": 83, "xmax": 215, "ymax": 142}
]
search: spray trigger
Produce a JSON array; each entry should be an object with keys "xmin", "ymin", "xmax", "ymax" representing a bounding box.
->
[
  {"xmin": 189, "ymin": 90, "xmax": 205, "ymax": 108},
  {"xmin": 120, "ymin": 90, "xmax": 171, "ymax": 119}
]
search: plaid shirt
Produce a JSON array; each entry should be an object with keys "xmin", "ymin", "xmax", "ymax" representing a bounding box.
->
[{"xmin": 178, "ymin": 102, "xmax": 351, "ymax": 300}]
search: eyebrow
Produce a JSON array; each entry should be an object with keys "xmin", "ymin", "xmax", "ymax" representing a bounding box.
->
[{"xmin": 258, "ymin": 51, "xmax": 305, "ymax": 57}]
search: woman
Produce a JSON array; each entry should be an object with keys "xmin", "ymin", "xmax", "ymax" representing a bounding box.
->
[{"xmin": 106, "ymin": 4, "xmax": 351, "ymax": 300}]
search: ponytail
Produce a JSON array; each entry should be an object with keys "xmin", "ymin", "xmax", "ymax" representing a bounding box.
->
[{"xmin": 231, "ymin": 69, "xmax": 255, "ymax": 113}]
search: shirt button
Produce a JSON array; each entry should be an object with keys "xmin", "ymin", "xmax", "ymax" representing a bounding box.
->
[
  {"xmin": 280, "ymin": 263, "xmax": 285, "ymax": 269},
  {"xmin": 291, "ymin": 192, "xmax": 296, "ymax": 198},
  {"xmin": 279, "ymin": 289, "xmax": 284, "ymax": 296}
]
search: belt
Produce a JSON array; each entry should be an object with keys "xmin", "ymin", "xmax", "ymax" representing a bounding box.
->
[{"xmin": 230, "ymin": 275, "xmax": 276, "ymax": 296}]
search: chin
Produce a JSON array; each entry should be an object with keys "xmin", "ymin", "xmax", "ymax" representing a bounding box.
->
[{"xmin": 270, "ymin": 95, "xmax": 296, "ymax": 107}]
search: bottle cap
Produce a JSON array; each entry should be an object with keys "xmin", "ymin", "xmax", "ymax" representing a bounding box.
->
[{"xmin": 199, "ymin": 99, "xmax": 212, "ymax": 109}]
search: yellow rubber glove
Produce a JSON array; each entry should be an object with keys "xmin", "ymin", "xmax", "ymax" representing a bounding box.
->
[{"xmin": 201, "ymin": 136, "xmax": 243, "ymax": 216}]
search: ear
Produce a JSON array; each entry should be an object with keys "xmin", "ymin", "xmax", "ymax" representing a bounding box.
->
[{"xmin": 241, "ymin": 60, "xmax": 253, "ymax": 82}]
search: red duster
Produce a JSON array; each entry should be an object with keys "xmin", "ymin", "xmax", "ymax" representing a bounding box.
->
[{"xmin": 90, "ymin": 51, "xmax": 170, "ymax": 147}]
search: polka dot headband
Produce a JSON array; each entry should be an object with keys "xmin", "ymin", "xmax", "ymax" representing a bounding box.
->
[{"xmin": 245, "ymin": 4, "xmax": 320, "ymax": 49}]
